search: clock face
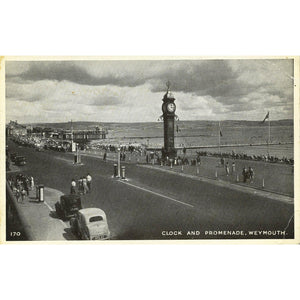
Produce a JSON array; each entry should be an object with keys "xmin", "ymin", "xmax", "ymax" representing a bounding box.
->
[{"xmin": 167, "ymin": 103, "xmax": 176, "ymax": 113}]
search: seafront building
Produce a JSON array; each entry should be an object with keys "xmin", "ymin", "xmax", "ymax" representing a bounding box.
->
[
  {"xmin": 6, "ymin": 120, "xmax": 29, "ymax": 136},
  {"xmin": 6, "ymin": 121, "xmax": 107, "ymax": 142}
]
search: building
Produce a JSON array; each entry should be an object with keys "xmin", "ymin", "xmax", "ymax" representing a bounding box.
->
[
  {"xmin": 6, "ymin": 120, "xmax": 27, "ymax": 136},
  {"xmin": 58, "ymin": 127, "xmax": 107, "ymax": 142}
]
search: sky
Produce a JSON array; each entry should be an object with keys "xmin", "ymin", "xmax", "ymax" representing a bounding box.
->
[{"xmin": 5, "ymin": 59, "xmax": 294, "ymax": 123}]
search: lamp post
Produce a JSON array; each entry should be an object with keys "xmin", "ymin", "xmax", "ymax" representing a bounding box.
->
[{"xmin": 117, "ymin": 147, "xmax": 121, "ymax": 178}]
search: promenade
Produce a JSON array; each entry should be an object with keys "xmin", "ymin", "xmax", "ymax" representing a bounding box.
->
[{"xmin": 82, "ymin": 149, "xmax": 294, "ymax": 198}]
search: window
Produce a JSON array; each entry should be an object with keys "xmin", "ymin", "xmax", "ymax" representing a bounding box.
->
[{"xmin": 89, "ymin": 216, "xmax": 103, "ymax": 223}]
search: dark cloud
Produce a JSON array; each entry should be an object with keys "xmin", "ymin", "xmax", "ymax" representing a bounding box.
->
[
  {"xmin": 6, "ymin": 59, "xmax": 294, "ymax": 112},
  {"xmin": 150, "ymin": 60, "xmax": 238, "ymax": 95},
  {"xmin": 6, "ymin": 61, "xmax": 147, "ymax": 87}
]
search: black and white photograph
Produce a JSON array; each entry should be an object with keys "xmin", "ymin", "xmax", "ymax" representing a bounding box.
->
[{"xmin": 2, "ymin": 57, "xmax": 298, "ymax": 242}]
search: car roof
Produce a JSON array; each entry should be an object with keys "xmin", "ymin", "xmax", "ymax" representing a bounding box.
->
[
  {"xmin": 79, "ymin": 208, "xmax": 106, "ymax": 218},
  {"xmin": 61, "ymin": 194, "xmax": 81, "ymax": 201}
]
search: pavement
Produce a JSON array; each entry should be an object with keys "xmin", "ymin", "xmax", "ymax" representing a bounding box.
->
[
  {"xmin": 6, "ymin": 184, "xmax": 76, "ymax": 241},
  {"xmin": 81, "ymin": 149, "xmax": 294, "ymax": 198}
]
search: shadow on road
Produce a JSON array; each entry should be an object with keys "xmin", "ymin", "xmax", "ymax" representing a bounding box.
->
[
  {"xmin": 49, "ymin": 210, "xmax": 60, "ymax": 219},
  {"xmin": 63, "ymin": 228, "xmax": 78, "ymax": 240}
]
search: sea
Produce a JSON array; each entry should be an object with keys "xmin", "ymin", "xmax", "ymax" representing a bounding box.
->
[{"xmin": 92, "ymin": 120, "xmax": 294, "ymax": 159}]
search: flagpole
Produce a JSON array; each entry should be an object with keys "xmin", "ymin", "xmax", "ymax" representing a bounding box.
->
[
  {"xmin": 218, "ymin": 121, "xmax": 221, "ymax": 154},
  {"xmin": 268, "ymin": 112, "xmax": 270, "ymax": 156}
]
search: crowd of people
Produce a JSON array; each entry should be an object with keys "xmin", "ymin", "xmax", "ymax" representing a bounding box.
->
[
  {"xmin": 89, "ymin": 143, "xmax": 143, "ymax": 154},
  {"xmin": 195, "ymin": 150, "xmax": 293, "ymax": 165},
  {"xmin": 70, "ymin": 173, "xmax": 92, "ymax": 195},
  {"xmin": 11, "ymin": 135, "xmax": 71, "ymax": 152},
  {"xmin": 219, "ymin": 158, "xmax": 254, "ymax": 183},
  {"xmin": 7, "ymin": 173, "xmax": 35, "ymax": 202}
]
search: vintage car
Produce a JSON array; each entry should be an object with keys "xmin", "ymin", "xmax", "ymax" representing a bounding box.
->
[
  {"xmin": 10, "ymin": 152, "xmax": 18, "ymax": 162},
  {"xmin": 70, "ymin": 208, "xmax": 110, "ymax": 240},
  {"xmin": 55, "ymin": 194, "xmax": 82, "ymax": 221},
  {"xmin": 14, "ymin": 156, "xmax": 26, "ymax": 166}
]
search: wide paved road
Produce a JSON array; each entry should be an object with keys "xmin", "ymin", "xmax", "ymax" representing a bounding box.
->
[{"xmin": 7, "ymin": 140, "xmax": 294, "ymax": 240}]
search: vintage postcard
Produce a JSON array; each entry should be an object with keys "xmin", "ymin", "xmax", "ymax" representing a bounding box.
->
[{"xmin": 0, "ymin": 56, "xmax": 299, "ymax": 244}]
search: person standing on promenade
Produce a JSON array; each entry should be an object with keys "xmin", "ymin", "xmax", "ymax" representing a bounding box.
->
[
  {"xmin": 242, "ymin": 167, "xmax": 247, "ymax": 183},
  {"xmin": 87, "ymin": 173, "xmax": 92, "ymax": 192},
  {"xmin": 232, "ymin": 161, "xmax": 236, "ymax": 173},
  {"xmin": 30, "ymin": 176, "xmax": 34, "ymax": 190},
  {"xmin": 15, "ymin": 187, "xmax": 20, "ymax": 202},
  {"xmin": 8, "ymin": 176, "xmax": 13, "ymax": 189},
  {"xmin": 82, "ymin": 176, "xmax": 89, "ymax": 194},
  {"xmin": 225, "ymin": 161, "xmax": 230, "ymax": 176},
  {"xmin": 103, "ymin": 150, "xmax": 107, "ymax": 162},
  {"xmin": 249, "ymin": 167, "xmax": 254, "ymax": 183},
  {"xmin": 78, "ymin": 177, "xmax": 83, "ymax": 195},
  {"xmin": 24, "ymin": 179, "xmax": 29, "ymax": 196},
  {"xmin": 70, "ymin": 179, "xmax": 76, "ymax": 194},
  {"xmin": 21, "ymin": 188, "xmax": 26, "ymax": 202}
]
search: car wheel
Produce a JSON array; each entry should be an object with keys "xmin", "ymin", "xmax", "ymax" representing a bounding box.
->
[
  {"xmin": 70, "ymin": 219, "xmax": 76, "ymax": 234},
  {"xmin": 61, "ymin": 210, "xmax": 66, "ymax": 221},
  {"xmin": 55, "ymin": 203, "xmax": 61, "ymax": 217}
]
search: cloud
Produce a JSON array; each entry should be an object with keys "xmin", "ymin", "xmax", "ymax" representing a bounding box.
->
[
  {"xmin": 6, "ymin": 61, "xmax": 147, "ymax": 87},
  {"xmin": 5, "ymin": 59, "xmax": 294, "ymax": 122},
  {"xmin": 90, "ymin": 96, "xmax": 123, "ymax": 106}
]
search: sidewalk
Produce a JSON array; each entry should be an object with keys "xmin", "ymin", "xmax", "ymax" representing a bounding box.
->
[
  {"xmin": 83, "ymin": 149, "xmax": 147, "ymax": 164},
  {"xmin": 7, "ymin": 185, "xmax": 76, "ymax": 241},
  {"xmin": 138, "ymin": 163, "xmax": 293, "ymax": 204}
]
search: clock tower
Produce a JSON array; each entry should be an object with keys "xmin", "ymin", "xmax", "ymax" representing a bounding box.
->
[{"xmin": 161, "ymin": 82, "xmax": 177, "ymax": 159}]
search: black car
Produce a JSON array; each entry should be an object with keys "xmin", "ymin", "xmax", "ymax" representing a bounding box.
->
[
  {"xmin": 10, "ymin": 152, "xmax": 18, "ymax": 162},
  {"xmin": 15, "ymin": 156, "xmax": 26, "ymax": 166},
  {"xmin": 55, "ymin": 194, "xmax": 82, "ymax": 221}
]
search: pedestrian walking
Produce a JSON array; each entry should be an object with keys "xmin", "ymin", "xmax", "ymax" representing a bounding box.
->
[
  {"xmin": 78, "ymin": 177, "xmax": 83, "ymax": 195},
  {"xmin": 232, "ymin": 161, "xmax": 236, "ymax": 173},
  {"xmin": 103, "ymin": 151, "xmax": 107, "ymax": 162},
  {"xmin": 24, "ymin": 180, "xmax": 29, "ymax": 196},
  {"xmin": 86, "ymin": 173, "xmax": 92, "ymax": 192},
  {"xmin": 242, "ymin": 167, "xmax": 247, "ymax": 183},
  {"xmin": 225, "ymin": 162, "xmax": 230, "ymax": 176},
  {"xmin": 82, "ymin": 177, "xmax": 89, "ymax": 194},
  {"xmin": 197, "ymin": 156, "xmax": 201, "ymax": 165},
  {"xmin": 249, "ymin": 166, "xmax": 254, "ymax": 183},
  {"xmin": 21, "ymin": 189, "xmax": 26, "ymax": 202},
  {"xmin": 31, "ymin": 176, "xmax": 34, "ymax": 190},
  {"xmin": 8, "ymin": 176, "xmax": 13, "ymax": 189},
  {"xmin": 70, "ymin": 178, "xmax": 76, "ymax": 194},
  {"xmin": 221, "ymin": 157, "xmax": 224, "ymax": 166},
  {"xmin": 15, "ymin": 187, "xmax": 20, "ymax": 202}
]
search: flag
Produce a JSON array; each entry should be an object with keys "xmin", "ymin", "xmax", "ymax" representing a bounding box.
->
[
  {"xmin": 262, "ymin": 111, "xmax": 269, "ymax": 123},
  {"xmin": 220, "ymin": 130, "xmax": 223, "ymax": 137}
]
